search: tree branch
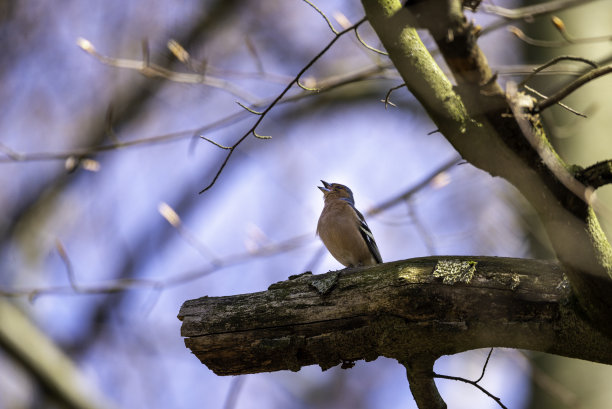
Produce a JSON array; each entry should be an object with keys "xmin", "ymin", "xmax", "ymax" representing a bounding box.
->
[
  {"xmin": 178, "ymin": 257, "xmax": 612, "ymax": 377},
  {"xmin": 404, "ymin": 358, "xmax": 446, "ymax": 409},
  {"xmin": 535, "ymin": 64, "xmax": 612, "ymax": 112},
  {"xmin": 575, "ymin": 160, "xmax": 612, "ymax": 189},
  {"xmin": 364, "ymin": 0, "xmax": 612, "ymax": 337}
]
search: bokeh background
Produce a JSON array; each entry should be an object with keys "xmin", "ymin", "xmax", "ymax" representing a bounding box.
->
[{"xmin": 1, "ymin": 0, "xmax": 612, "ymax": 408}]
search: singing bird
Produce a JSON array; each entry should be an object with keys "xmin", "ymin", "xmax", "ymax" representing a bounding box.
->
[{"xmin": 317, "ymin": 181, "xmax": 382, "ymax": 267}]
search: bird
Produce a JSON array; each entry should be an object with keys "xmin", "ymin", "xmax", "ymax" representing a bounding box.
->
[{"xmin": 317, "ymin": 180, "xmax": 382, "ymax": 268}]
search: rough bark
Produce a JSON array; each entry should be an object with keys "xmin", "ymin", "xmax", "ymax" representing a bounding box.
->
[{"xmin": 178, "ymin": 257, "xmax": 612, "ymax": 376}]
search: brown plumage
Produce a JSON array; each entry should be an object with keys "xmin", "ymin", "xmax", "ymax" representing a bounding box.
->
[{"xmin": 317, "ymin": 180, "xmax": 382, "ymax": 268}]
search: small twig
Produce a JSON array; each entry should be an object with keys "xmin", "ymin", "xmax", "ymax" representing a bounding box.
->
[
  {"xmin": 382, "ymin": 84, "xmax": 406, "ymax": 109},
  {"xmin": 236, "ymin": 101, "xmax": 263, "ymax": 115},
  {"xmin": 158, "ymin": 202, "xmax": 221, "ymax": 266},
  {"xmin": 524, "ymin": 85, "xmax": 587, "ymax": 118},
  {"xmin": 506, "ymin": 81, "xmax": 598, "ymax": 209},
  {"xmin": 244, "ymin": 36, "xmax": 265, "ymax": 74},
  {"xmin": 519, "ymin": 55, "xmax": 598, "ymax": 87},
  {"xmin": 200, "ymin": 136, "xmax": 232, "ymax": 150},
  {"xmin": 535, "ymin": 64, "xmax": 612, "ymax": 112},
  {"xmin": 434, "ymin": 348, "xmax": 507, "ymax": 408},
  {"xmin": 434, "ymin": 372, "xmax": 507, "ymax": 409},
  {"xmin": 198, "ymin": 17, "xmax": 368, "ymax": 194},
  {"xmin": 474, "ymin": 348, "xmax": 494, "ymax": 383},
  {"xmin": 354, "ymin": 26, "xmax": 388, "ymax": 55},
  {"xmin": 55, "ymin": 240, "xmax": 79, "ymax": 293},
  {"xmin": 551, "ymin": 15, "xmax": 612, "ymax": 44},
  {"xmin": 0, "ymin": 65, "xmax": 394, "ymax": 165},
  {"xmin": 252, "ymin": 130, "xmax": 272, "ymax": 140},
  {"xmin": 296, "ymin": 79, "xmax": 320, "ymax": 92},
  {"xmin": 508, "ymin": 26, "xmax": 567, "ymax": 48},
  {"xmin": 301, "ymin": 0, "xmax": 338, "ymax": 34},
  {"xmin": 509, "ymin": 20, "xmax": 612, "ymax": 48},
  {"xmin": 76, "ymin": 37, "xmax": 260, "ymax": 104}
]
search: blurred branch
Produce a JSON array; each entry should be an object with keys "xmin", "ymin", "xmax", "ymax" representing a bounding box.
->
[
  {"xmin": 0, "ymin": 158, "xmax": 455, "ymax": 299},
  {"xmin": 77, "ymin": 38, "xmax": 261, "ymax": 104},
  {"xmin": 0, "ymin": 232, "xmax": 314, "ymax": 299},
  {"xmin": 514, "ymin": 351, "xmax": 581, "ymax": 408},
  {"xmin": 0, "ymin": 64, "xmax": 391, "ymax": 164},
  {"xmin": 479, "ymin": 0, "xmax": 598, "ymax": 39},
  {"xmin": 509, "ymin": 15, "xmax": 612, "ymax": 48},
  {"xmin": 0, "ymin": 299, "xmax": 119, "ymax": 409},
  {"xmin": 369, "ymin": 157, "xmax": 461, "ymax": 215},
  {"xmin": 482, "ymin": 0, "xmax": 597, "ymax": 19}
]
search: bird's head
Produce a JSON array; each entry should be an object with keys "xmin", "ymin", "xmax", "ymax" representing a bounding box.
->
[{"xmin": 318, "ymin": 180, "xmax": 355, "ymax": 204}]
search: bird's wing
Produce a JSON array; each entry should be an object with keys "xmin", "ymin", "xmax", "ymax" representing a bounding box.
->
[{"xmin": 350, "ymin": 204, "xmax": 383, "ymax": 264}]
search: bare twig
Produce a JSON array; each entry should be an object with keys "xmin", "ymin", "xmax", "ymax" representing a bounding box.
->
[
  {"xmin": 198, "ymin": 17, "xmax": 368, "ymax": 194},
  {"xmin": 55, "ymin": 240, "xmax": 80, "ymax": 293},
  {"xmin": 434, "ymin": 349, "xmax": 507, "ymax": 409},
  {"xmin": 508, "ymin": 26, "xmax": 567, "ymax": 48},
  {"xmin": 523, "ymin": 85, "xmax": 586, "ymax": 118},
  {"xmin": 302, "ymin": 0, "xmax": 338, "ymax": 34},
  {"xmin": 535, "ymin": 64, "xmax": 612, "ymax": 112},
  {"xmin": 0, "ymin": 64, "xmax": 393, "ymax": 164},
  {"xmin": 382, "ymin": 84, "xmax": 406, "ymax": 109},
  {"xmin": 434, "ymin": 372, "xmax": 507, "ymax": 408},
  {"xmin": 519, "ymin": 55, "xmax": 598, "ymax": 87},
  {"xmin": 551, "ymin": 15, "xmax": 612, "ymax": 44},
  {"xmin": 354, "ymin": 25, "xmax": 388, "ymax": 55},
  {"xmin": 77, "ymin": 38, "xmax": 261, "ymax": 104},
  {"xmin": 509, "ymin": 20, "xmax": 612, "ymax": 48}
]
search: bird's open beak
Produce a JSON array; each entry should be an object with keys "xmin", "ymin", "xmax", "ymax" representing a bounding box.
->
[{"xmin": 318, "ymin": 180, "xmax": 331, "ymax": 193}]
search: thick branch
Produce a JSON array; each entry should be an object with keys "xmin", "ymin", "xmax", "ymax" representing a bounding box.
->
[
  {"xmin": 178, "ymin": 257, "xmax": 612, "ymax": 376},
  {"xmin": 363, "ymin": 0, "xmax": 612, "ymax": 336},
  {"xmin": 404, "ymin": 358, "xmax": 446, "ymax": 409}
]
